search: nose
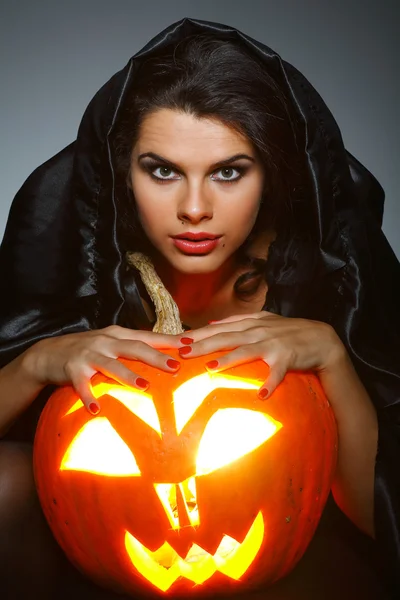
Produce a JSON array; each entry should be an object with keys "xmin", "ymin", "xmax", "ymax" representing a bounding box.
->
[
  {"xmin": 154, "ymin": 478, "xmax": 199, "ymax": 529},
  {"xmin": 177, "ymin": 185, "xmax": 213, "ymax": 224}
]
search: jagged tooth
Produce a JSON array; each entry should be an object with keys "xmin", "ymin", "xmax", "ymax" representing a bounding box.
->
[
  {"xmin": 214, "ymin": 535, "xmax": 240, "ymax": 560},
  {"xmin": 125, "ymin": 532, "xmax": 180, "ymax": 592},
  {"xmin": 216, "ymin": 512, "xmax": 265, "ymax": 579},
  {"xmin": 149, "ymin": 541, "xmax": 179, "ymax": 568},
  {"xmin": 124, "ymin": 512, "xmax": 265, "ymax": 592},
  {"xmin": 184, "ymin": 543, "xmax": 210, "ymax": 563}
]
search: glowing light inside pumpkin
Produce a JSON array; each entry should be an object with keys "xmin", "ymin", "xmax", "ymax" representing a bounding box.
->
[
  {"xmin": 60, "ymin": 418, "xmax": 141, "ymax": 476},
  {"xmin": 155, "ymin": 477, "xmax": 199, "ymax": 529},
  {"xmin": 154, "ymin": 407, "xmax": 281, "ymax": 531},
  {"xmin": 125, "ymin": 511, "xmax": 264, "ymax": 591},
  {"xmin": 65, "ymin": 383, "xmax": 161, "ymax": 435},
  {"xmin": 173, "ymin": 373, "xmax": 261, "ymax": 434},
  {"xmin": 196, "ymin": 408, "xmax": 282, "ymax": 476}
]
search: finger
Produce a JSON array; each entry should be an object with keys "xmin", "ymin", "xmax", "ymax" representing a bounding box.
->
[
  {"xmin": 179, "ymin": 329, "xmax": 268, "ymax": 358},
  {"xmin": 202, "ymin": 346, "xmax": 288, "ymax": 400},
  {"xmin": 92, "ymin": 355, "xmax": 152, "ymax": 391},
  {"xmin": 180, "ymin": 318, "xmax": 264, "ymax": 345},
  {"xmin": 72, "ymin": 375, "xmax": 101, "ymax": 416},
  {"xmin": 208, "ymin": 312, "xmax": 268, "ymax": 324},
  {"xmin": 102, "ymin": 325, "xmax": 183, "ymax": 349},
  {"xmin": 129, "ymin": 331, "xmax": 183, "ymax": 349},
  {"xmin": 69, "ymin": 354, "xmax": 152, "ymax": 412},
  {"xmin": 203, "ymin": 343, "xmax": 267, "ymax": 371},
  {"xmin": 108, "ymin": 340, "xmax": 181, "ymax": 372},
  {"xmin": 257, "ymin": 363, "xmax": 288, "ymax": 401}
]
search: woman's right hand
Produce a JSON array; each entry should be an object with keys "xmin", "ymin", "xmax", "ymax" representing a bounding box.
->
[{"xmin": 25, "ymin": 326, "xmax": 182, "ymax": 415}]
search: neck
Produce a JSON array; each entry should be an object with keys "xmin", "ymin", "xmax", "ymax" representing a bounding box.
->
[{"xmin": 153, "ymin": 255, "xmax": 237, "ymax": 319}]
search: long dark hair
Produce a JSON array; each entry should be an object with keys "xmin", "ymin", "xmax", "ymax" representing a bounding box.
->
[{"xmin": 112, "ymin": 33, "xmax": 310, "ymax": 299}]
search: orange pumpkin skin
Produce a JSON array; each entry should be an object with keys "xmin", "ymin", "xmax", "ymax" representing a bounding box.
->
[{"xmin": 33, "ymin": 350, "xmax": 337, "ymax": 598}]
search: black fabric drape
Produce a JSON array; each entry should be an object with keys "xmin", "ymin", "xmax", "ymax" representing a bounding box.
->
[{"xmin": 0, "ymin": 16, "xmax": 399, "ymax": 597}]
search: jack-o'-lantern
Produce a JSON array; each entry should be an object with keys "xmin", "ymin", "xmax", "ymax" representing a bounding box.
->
[{"xmin": 33, "ymin": 253, "xmax": 338, "ymax": 598}]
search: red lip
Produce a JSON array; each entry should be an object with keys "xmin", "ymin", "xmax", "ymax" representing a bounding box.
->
[
  {"xmin": 172, "ymin": 232, "xmax": 222, "ymax": 241},
  {"xmin": 172, "ymin": 237, "xmax": 221, "ymax": 255}
]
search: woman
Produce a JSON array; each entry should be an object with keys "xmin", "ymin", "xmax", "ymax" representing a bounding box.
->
[{"xmin": 0, "ymin": 17, "xmax": 398, "ymax": 600}]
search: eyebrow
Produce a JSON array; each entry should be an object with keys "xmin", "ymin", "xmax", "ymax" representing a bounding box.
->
[{"xmin": 137, "ymin": 152, "xmax": 256, "ymax": 170}]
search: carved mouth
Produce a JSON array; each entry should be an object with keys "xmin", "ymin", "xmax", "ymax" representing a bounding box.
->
[{"xmin": 125, "ymin": 511, "xmax": 264, "ymax": 592}]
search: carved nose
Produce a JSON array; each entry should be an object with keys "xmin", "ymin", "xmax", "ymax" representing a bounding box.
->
[{"xmin": 154, "ymin": 476, "xmax": 199, "ymax": 529}]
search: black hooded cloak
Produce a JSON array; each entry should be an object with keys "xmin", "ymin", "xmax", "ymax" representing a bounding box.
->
[{"xmin": 0, "ymin": 17, "xmax": 399, "ymax": 599}]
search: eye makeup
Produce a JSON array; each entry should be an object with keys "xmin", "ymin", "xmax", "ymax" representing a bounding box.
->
[{"xmin": 138, "ymin": 156, "xmax": 252, "ymax": 185}]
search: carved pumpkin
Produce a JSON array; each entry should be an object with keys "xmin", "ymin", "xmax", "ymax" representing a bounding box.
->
[{"xmin": 33, "ymin": 349, "xmax": 337, "ymax": 598}]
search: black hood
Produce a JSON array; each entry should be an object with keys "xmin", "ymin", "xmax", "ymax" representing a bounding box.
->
[{"xmin": 0, "ymin": 17, "xmax": 399, "ymax": 592}]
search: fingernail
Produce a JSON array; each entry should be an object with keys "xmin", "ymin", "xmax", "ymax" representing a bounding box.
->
[
  {"xmin": 205, "ymin": 360, "xmax": 219, "ymax": 371},
  {"xmin": 136, "ymin": 377, "xmax": 149, "ymax": 390},
  {"xmin": 258, "ymin": 388, "xmax": 269, "ymax": 400},
  {"xmin": 178, "ymin": 346, "xmax": 192, "ymax": 356},
  {"xmin": 89, "ymin": 402, "xmax": 100, "ymax": 415},
  {"xmin": 166, "ymin": 359, "xmax": 181, "ymax": 370},
  {"xmin": 180, "ymin": 337, "xmax": 194, "ymax": 345},
  {"xmin": 208, "ymin": 320, "xmax": 218, "ymax": 324}
]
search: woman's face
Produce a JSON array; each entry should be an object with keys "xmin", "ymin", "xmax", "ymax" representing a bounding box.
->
[{"xmin": 130, "ymin": 109, "xmax": 265, "ymax": 274}]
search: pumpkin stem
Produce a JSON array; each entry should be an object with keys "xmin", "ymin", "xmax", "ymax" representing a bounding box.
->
[{"xmin": 126, "ymin": 251, "xmax": 185, "ymax": 335}]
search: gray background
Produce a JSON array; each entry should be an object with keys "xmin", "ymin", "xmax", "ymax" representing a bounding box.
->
[{"xmin": 1, "ymin": 0, "xmax": 399, "ymax": 257}]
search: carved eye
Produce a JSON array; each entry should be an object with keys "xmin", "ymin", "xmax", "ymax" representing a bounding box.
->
[
  {"xmin": 65, "ymin": 384, "xmax": 162, "ymax": 436},
  {"xmin": 173, "ymin": 373, "xmax": 260, "ymax": 435},
  {"xmin": 196, "ymin": 408, "xmax": 282, "ymax": 476},
  {"xmin": 61, "ymin": 417, "xmax": 141, "ymax": 476}
]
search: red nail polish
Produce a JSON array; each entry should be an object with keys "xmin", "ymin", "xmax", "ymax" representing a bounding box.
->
[
  {"xmin": 89, "ymin": 403, "xmax": 100, "ymax": 415},
  {"xmin": 136, "ymin": 377, "xmax": 149, "ymax": 390},
  {"xmin": 178, "ymin": 346, "xmax": 192, "ymax": 356},
  {"xmin": 258, "ymin": 388, "xmax": 269, "ymax": 400},
  {"xmin": 166, "ymin": 359, "xmax": 180, "ymax": 370},
  {"xmin": 208, "ymin": 320, "xmax": 218, "ymax": 324},
  {"xmin": 180, "ymin": 337, "xmax": 194, "ymax": 345},
  {"xmin": 205, "ymin": 360, "xmax": 219, "ymax": 370}
]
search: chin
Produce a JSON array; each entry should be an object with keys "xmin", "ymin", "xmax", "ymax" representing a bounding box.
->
[{"xmin": 166, "ymin": 252, "xmax": 229, "ymax": 275}]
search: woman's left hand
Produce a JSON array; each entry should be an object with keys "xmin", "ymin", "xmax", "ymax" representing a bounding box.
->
[{"xmin": 178, "ymin": 312, "xmax": 347, "ymax": 399}]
